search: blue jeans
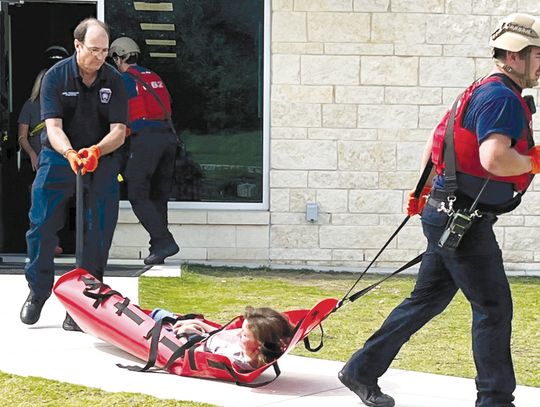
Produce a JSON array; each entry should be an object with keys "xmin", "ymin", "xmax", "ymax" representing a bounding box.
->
[
  {"xmin": 25, "ymin": 147, "xmax": 119, "ymax": 297},
  {"xmin": 342, "ymin": 201, "xmax": 515, "ymax": 407},
  {"xmin": 150, "ymin": 308, "xmax": 176, "ymax": 321}
]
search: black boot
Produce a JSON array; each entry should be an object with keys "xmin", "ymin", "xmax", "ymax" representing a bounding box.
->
[
  {"xmin": 144, "ymin": 241, "xmax": 179, "ymax": 265},
  {"xmin": 20, "ymin": 291, "xmax": 49, "ymax": 325},
  {"xmin": 338, "ymin": 370, "xmax": 395, "ymax": 407},
  {"xmin": 62, "ymin": 312, "xmax": 82, "ymax": 332}
]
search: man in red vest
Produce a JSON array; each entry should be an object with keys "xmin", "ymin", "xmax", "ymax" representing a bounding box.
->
[
  {"xmin": 109, "ymin": 37, "xmax": 179, "ymax": 265},
  {"xmin": 339, "ymin": 13, "xmax": 540, "ymax": 407}
]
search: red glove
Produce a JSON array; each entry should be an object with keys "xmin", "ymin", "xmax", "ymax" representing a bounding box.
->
[
  {"xmin": 63, "ymin": 149, "xmax": 82, "ymax": 174},
  {"xmin": 406, "ymin": 186, "xmax": 431, "ymax": 216},
  {"xmin": 529, "ymin": 145, "xmax": 540, "ymax": 174},
  {"xmin": 78, "ymin": 145, "xmax": 101, "ymax": 175}
]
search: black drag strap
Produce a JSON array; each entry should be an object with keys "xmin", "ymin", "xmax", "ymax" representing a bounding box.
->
[
  {"xmin": 336, "ymin": 216, "xmax": 409, "ymax": 310},
  {"xmin": 415, "ymin": 160, "xmax": 433, "ymax": 197},
  {"xmin": 348, "ymin": 253, "xmax": 423, "ymax": 303},
  {"xmin": 336, "ymin": 160, "xmax": 432, "ymax": 311}
]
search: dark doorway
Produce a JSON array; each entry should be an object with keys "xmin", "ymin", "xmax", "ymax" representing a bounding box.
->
[{"xmin": 0, "ymin": 2, "xmax": 95, "ymax": 254}]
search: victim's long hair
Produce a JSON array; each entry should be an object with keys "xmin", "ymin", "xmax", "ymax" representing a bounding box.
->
[{"xmin": 244, "ymin": 306, "xmax": 293, "ymax": 367}]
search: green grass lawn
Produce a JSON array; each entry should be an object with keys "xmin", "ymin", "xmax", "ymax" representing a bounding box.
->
[
  {"xmin": 183, "ymin": 131, "xmax": 262, "ymax": 167},
  {"xmin": 2, "ymin": 265, "xmax": 539, "ymax": 405},
  {"xmin": 139, "ymin": 265, "xmax": 540, "ymax": 387}
]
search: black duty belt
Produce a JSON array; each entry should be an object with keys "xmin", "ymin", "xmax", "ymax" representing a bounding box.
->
[
  {"xmin": 427, "ymin": 189, "xmax": 474, "ymax": 212},
  {"xmin": 427, "ymin": 189, "xmax": 497, "ymax": 218},
  {"xmin": 427, "ymin": 189, "xmax": 453, "ymax": 209}
]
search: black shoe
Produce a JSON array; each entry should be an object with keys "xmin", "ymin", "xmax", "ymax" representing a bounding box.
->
[
  {"xmin": 338, "ymin": 370, "xmax": 395, "ymax": 407},
  {"xmin": 62, "ymin": 313, "xmax": 82, "ymax": 332},
  {"xmin": 20, "ymin": 292, "xmax": 49, "ymax": 325},
  {"xmin": 144, "ymin": 241, "xmax": 179, "ymax": 265}
]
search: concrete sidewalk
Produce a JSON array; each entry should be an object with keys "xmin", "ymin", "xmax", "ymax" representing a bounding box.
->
[{"xmin": 0, "ymin": 269, "xmax": 539, "ymax": 407}]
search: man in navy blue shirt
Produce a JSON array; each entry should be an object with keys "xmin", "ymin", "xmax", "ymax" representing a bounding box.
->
[
  {"xmin": 339, "ymin": 13, "xmax": 540, "ymax": 407},
  {"xmin": 20, "ymin": 18, "xmax": 128, "ymax": 331}
]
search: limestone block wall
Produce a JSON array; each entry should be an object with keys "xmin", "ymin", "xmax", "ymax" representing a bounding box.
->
[
  {"xmin": 111, "ymin": 208, "xmax": 271, "ymax": 263},
  {"xmin": 269, "ymin": 0, "xmax": 540, "ymax": 271},
  {"xmin": 112, "ymin": 1, "xmax": 540, "ymax": 272}
]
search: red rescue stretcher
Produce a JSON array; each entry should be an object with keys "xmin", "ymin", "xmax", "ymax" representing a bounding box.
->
[{"xmin": 53, "ymin": 268, "xmax": 338, "ymax": 386}]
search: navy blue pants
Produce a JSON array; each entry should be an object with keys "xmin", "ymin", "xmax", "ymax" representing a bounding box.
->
[
  {"xmin": 124, "ymin": 126, "xmax": 177, "ymax": 251},
  {"xmin": 25, "ymin": 147, "xmax": 119, "ymax": 298},
  {"xmin": 342, "ymin": 201, "xmax": 515, "ymax": 407}
]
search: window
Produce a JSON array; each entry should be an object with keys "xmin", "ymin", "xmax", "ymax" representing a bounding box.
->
[{"xmin": 106, "ymin": 0, "xmax": 267, "ymax": 207}]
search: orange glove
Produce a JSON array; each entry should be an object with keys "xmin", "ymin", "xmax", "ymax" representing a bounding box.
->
[
  {"xmin": 78, "ymin": 145, "xmax": 101, "ymax": 175},
  {"xmin": 63, "ymin": 149, "xmax": 82, "ymax": 174},
  {"xmin": 529, "ymin": 145, "xmax": 540, "ymax": 174},
  {"xmin": 406, "ymin": 186, "xmax": 432, "ymax": 216}
]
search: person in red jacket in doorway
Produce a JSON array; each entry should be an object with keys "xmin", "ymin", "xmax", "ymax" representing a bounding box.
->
[
  {"xmin": 339, "ymin": 13, "xmax": 540, "ymax": 407},
  {"xmin": 109, "ymin": 37, "xmax": 179, "ymax": 265}
]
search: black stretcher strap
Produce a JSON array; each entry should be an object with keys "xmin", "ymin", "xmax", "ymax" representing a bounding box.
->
[
  {"xmin": 187, "ymin": 344, "xmax": 198, "ymax": 371},
  {"xmin": 81, "ymin": 276, "xmax": 101, "ymax": 290},
  {"xmin": 302, "ymin": 323, "xmax": 324, "ymax": 352},
  {"xmin": 207, "ymin": 360, "xmax": 281, "ymax": 388},
  {"xmin": 114, "ymin": 300, "xmax": 144, "ymax": 325},
  {"xmin": 80, "ymin": 276, "xmax": 124, "ymax": 309},
  {"xmin": 159, "ymin": 336, "xmax": 181, "ymax": 353},
  {"xmin": 173, "ymin": 315, "xmax": 240, "ymax": 372},
  {"xmin": 82, "ymin": 286, "xmax": 123, "ymax": 309},
  {"xmin": 117, "ymin": 315, "xmax": 181, "ymax": 372},
  {"xmin": 161, "ymin": 334, "xmax": 206, "ymax": 371},
  {"xmin": 288, "ymin": 309, "xmax": 326, "ymax": 353},
  {"xmin": 119, "ymin": 315, "xmax": 240, "ymax": 374}
]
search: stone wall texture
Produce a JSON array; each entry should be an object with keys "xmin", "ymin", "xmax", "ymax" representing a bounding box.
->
[
  {"xmin": 112, "ymin": 1, "xmax": 540, "ymax": 273},
  {"xmin": 268, "ymin": 0, "xmax": 540, "ymax": 272}
]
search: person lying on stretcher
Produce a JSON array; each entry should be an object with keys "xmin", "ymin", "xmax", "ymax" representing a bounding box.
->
[{"xmin": 150, "ymin": 306, "xmax": 293, "ymax": 371}]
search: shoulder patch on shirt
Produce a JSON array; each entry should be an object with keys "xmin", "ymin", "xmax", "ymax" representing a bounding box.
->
[{"xmin": 99, "ymin": 88, "xmax": 112, "ymax": 103}]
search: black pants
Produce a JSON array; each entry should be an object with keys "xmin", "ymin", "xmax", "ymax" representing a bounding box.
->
[
  {"xmin": 341, "ymin": 200, "xmax": 515, "ymax": 407},
  {"xmin": 124, "ymin": 126, "xmax": 178, "ymax": 250}
]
